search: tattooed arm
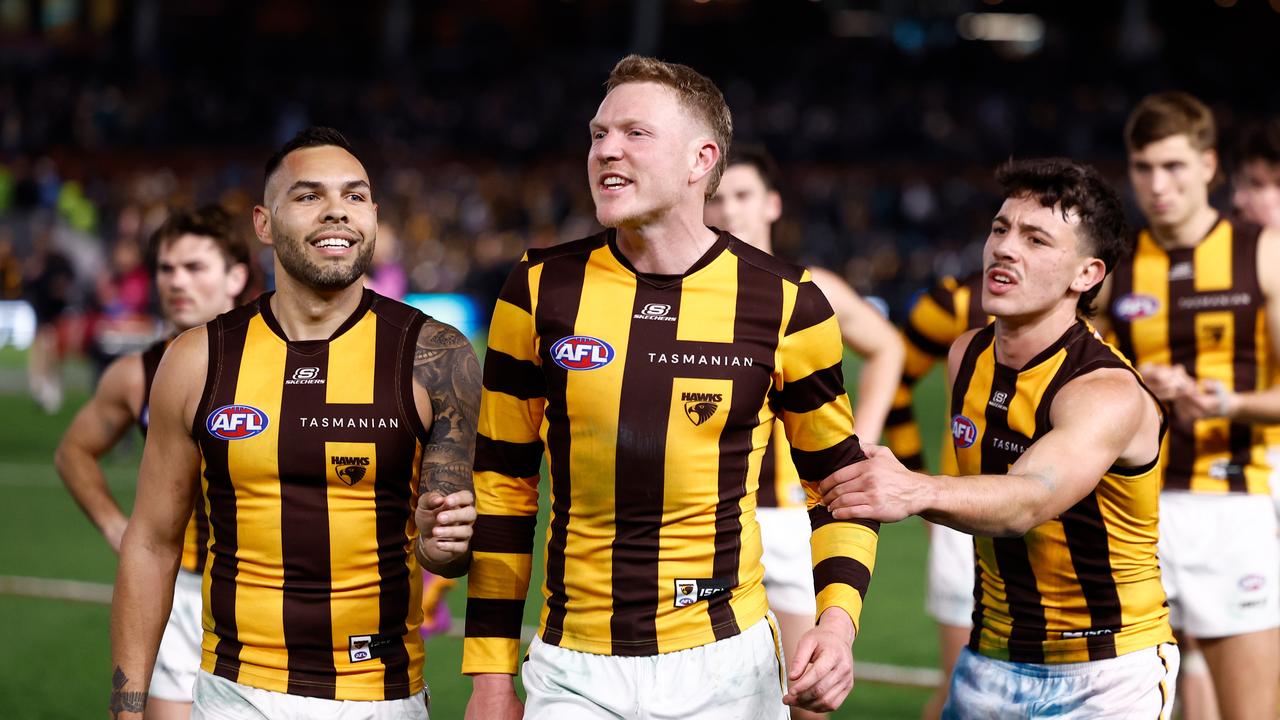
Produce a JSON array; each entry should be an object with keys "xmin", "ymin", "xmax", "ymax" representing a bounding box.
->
[{"xmin": 412, "ymin": 319, "xmax": 482, "ymax": 578}]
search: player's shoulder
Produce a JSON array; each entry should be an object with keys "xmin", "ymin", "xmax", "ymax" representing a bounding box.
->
[
  {"xmin": 95, "ymin": 350, "xmax": 146, "ymax": 404},
  {"xmin": 366, "ymin": 288, "xmax": 428, "ymax": 331},
  {"xmin": 724, "ymin": 234, "xmax": 807, "ymax": 285},
  {"xmin": 524, "ymin": 231, "xmax": 611, "ymax": 268}
]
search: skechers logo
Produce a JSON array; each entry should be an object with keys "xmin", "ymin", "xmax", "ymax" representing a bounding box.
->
[
  {"xmin": 1112, "ymin": 293, "xmax": 1160, "ymax": 321},
  {"xmin": 206, "ymin": 405, "xmax": 269, "ymax": 440},
  {"xmin": 551, "ymin": 336, "xmax": 614, "ymax": 371},
  {"xmin": 332, "ymin": 455, "xmax": 371, "ymax": 486},
  {"xmin": 681, "ymin": 392, "xmax": 722, "ymax": 426},
  {"xmin": 286, "ymin": 366, "xmax": 325, "ymax": 385},
  {"xmin": 952, "ymin": 415, "xmax": 977, "ymax": 449},
  {"xmin": 634, "ymin": 303, "xmax": 676, "ymax": 322}
]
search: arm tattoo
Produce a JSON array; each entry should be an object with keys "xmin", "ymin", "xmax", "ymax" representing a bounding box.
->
[
  {"xmin": 109, "ymin": 666, "xmax": 147, "ymax": 718},
  {"xmin": 414, "ymin": 321, "xmax": 482, "ymax": 498}
]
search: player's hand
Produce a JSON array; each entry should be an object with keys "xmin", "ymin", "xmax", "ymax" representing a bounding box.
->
[
  {"xmin": 415, "ymin": 490, "xmax": 476, "ymax": 565},
  {"xmin": 819, "ymin": 444, "xmax": 928, "ymax": 522},
  {"xmin": 784, "ymin": 608, "xmax": 856, "ymax": 712},
  {"xmin": 1173, "ymin": 378, "xmax": 1236, "ymax": 421},
  {"xmin": 1137, "ymin": 363, "xmax": 1194, "ymax": 402},
  {"xmin": 465, "ymin": 673, "xmax": 524, "ymax": 720}
]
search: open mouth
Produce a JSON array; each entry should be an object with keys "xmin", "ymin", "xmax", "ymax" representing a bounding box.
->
[
  {"xmin": 599, "ymin": 173, "xmax": 632, "ymax": 192},
  {"xmin": 308, "ymin": 232, "xmax": 359, "ymax": 255},
  {"xmin": 986, "ymin": 267, "xmax": 1018, "ymax": 294}
]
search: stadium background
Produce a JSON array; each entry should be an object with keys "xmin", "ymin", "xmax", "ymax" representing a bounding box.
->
[{"xmin": 2, "ymin": 1, "xmax": 1279, "ymax": 717}]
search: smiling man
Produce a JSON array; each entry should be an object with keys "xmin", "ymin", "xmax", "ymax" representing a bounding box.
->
[
  {"xmin": 819, "ymin": 159, "xmax": 1177, "ymax": 718},
  {"xmin": 462, "ymin": 56, "xmax": 877, "ymax": 720},
  {"xmin": 108, "ymin": 127, "xmax": 481, "ymax": 720}
]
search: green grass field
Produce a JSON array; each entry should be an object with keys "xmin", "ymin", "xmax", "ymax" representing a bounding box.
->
[{"xmin": 0, "ymin": 349, "xmax": 950, "ymax": 719}]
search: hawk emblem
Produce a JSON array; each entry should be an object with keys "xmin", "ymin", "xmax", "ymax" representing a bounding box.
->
[
  {"xmin": 685, "ymin": 401, "xmax": 719, "ymax": 426},
  {"xmin": 336, "ymin": 465, "xmax": 367, "ymax": 486}
]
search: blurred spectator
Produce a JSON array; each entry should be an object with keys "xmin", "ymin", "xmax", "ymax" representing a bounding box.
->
[{"xmin": 23, "ymin": 224, "xmax": 76, "ymax": 413}]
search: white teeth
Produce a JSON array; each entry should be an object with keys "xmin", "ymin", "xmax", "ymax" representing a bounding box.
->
[
  {"xmin": 603, "ymin": 177, "xmax": 626, "ymax": 188},
  {"xmin": 315, "ymin": 238, "xmax": 352, "ymax": 249}
]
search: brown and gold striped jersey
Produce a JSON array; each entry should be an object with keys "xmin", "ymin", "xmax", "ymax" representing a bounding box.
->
[
  {"xmin": 953, "ymin": 321, "xmax": 1173, "ymax": 663},
  {"xmin": 140, "ymin": 338, "xmax": 209, "ymax": 575},
  {"xmin": 885, "ymin": 273, "xmax": 988, "ymax": 474},
  {"xmin": 1108, "ymin": 218, "xmax": 1274, "ymax": 494},
  {"xmin": 194, "ymin": 290, "xmax": 429, "ymax": 700},
  {"xmin": 463, "ymin": 231, "xmax": 878, "ymax": 675}
]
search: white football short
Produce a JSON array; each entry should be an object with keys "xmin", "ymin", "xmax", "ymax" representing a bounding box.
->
[
  {"xmin": 1159, "ymin": 491, "xmax": 1280, "ymax": 638},
  {"xmin": 191, "ymin": 671, "xmax": 429, "ymax": 720},
  {"xmin": 522, "ymin": 615, "xmax": 788, "ymax": 720},
  {"xmin": 150, "ymin": 569, "xmax": 204, "ymax": 702},
  {"xmin": 757, "ymin": 507, "xmax": 816, "ymax": 616},
  {"xmin": 1269, "ymin": 447, "xmax": 1280, "ymax": 519},
  {"xmin": 942, "ymin": 643, "xmax": 1178, "ymax": 719},
  {"xmin": 926, "ymin": 523, "xmax": 975, "ymax": 628}
]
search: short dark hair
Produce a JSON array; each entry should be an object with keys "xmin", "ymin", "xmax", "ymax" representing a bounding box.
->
[
  {"xmin": 727, "ymin": 144, "xmax": 779, "ymax": 191},
  {"xmin": 1232, "ymin": 117, "xmax": 1280, "ymax": 171},
  {"xmin": 146, "ymin": 204, "xmax": 250, "ymax": 276},
  {"xmin": 263, "ymin": 126, "xmax": 355, "ymax": 186},
  {"xmin": 607, "ymin": 55, "xmax": 732, "ymax": 199},
  {"xmin": 995, "ymin": 158, "xmax": 1129, "ymax": 317},
  {"xmin": 1124, "ymin": 92, "xmax": 1216, "ymax": 153}
]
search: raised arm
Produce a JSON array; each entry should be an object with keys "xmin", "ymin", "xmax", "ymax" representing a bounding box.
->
[
  {"xmin": 808, "ymin": 266, "xmax": 904, "ymax": 443},
  {"xmin": 109, "ymin": 329, "xmax": 206, "ymax": 719},
  {"xmin": 55, "ymin": 353, "xmax": 145, "ymax": 552},
  {"xmin": 411, "ymin": 319, "xmax": 482, "ymax": 579},
  {"xmin": 822, "ymin": 366, "xmax": 1162, "ymax": 537}
]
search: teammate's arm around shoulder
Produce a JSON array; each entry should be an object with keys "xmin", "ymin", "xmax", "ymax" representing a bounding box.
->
[
  {"xmin": 55, "ymin": 353, "xmax": 144, "ymax": 552},
  {"xmin": 109, "ymin": 328, "xmax": 206, "ymax": 719},
  {"xmin": 808, "ymin": 266, "xmax": 904, "ymax": 443},
  {"xmin": 411, "ymin": 319, "xmax": 482, "ymax": 578}
]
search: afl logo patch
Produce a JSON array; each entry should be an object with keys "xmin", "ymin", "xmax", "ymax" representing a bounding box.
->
[
  {"xmin": 1112, "ymin": 293, "xmax": 1160, "ymax": 321},
  {"xmin": 206, "ymin": 404, "xmax": 269, "ymax": 440},
  {"xmin": 550, "ymin": 335, "xmax": 615, "ymax": 371},
  {"xmin": 952, "ymin": 415, "xmax": 978, "ymax": 449}
]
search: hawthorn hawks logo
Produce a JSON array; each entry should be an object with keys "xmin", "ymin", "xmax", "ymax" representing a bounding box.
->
[
  {"xmin": 681, "ymin": 391, "xmax": 723, "ymax": 426},
  {"xmin": 206, "ymin": 405, "xmax": 268, "ymax": 440},
  {"xmin": 332, "ymin": 455, "xmax": 371, "ymax": 486}
]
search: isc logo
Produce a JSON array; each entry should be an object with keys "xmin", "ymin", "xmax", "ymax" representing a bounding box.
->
[
  {"xmin": 206, "ymin": 404, "xmax": 269, "ymax": 440},
  {"xmin": 550, "ymin": 335, "xmax": 615, "ymax": 371},
  {"xmin": 951, "ymin": 415, "xmax": 978, "ymax": 449}
]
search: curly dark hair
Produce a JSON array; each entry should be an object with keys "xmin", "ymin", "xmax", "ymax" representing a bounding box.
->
[{"xmin": 995, "ymin": 158, "xmax": 1130, "ymax": 317}]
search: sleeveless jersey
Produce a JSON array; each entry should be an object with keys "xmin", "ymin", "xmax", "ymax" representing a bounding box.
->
[
  {"xmin": 195, "ymin": 289, "xmax": 429, "ymax": 700},
  {"xmin": 1108, "ymin": 218, "xmax": 1273, "ymax": 494},
  {"xmin": 139, "ymin": 338, "xmax": 208, "ymax": 575},
  {"xmin": 952, "ymin": 321, "xmax": 1173, "ymax": 663}
]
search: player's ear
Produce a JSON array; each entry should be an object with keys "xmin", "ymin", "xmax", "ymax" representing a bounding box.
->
[
  {"xmin": 765, "ymin": 190, "xmax": 782, "ymax": 224},
  {"xmin": 689, "ymin": 137, "xmax": 719, "ymax": 188},
  {"xmin": 226, "ymin": 262, "xmax": 249, "ymax": 299},
  {"xmin": 252, "ymin": 205, "xmax": 273, "ymax": 247},
  {"xmin": 1202, "ymin": 148, "xmax": 1219, "ymax": 182},
  {"xmin": 1072, "ymin": 256, "xmax": 1107, "ymax": 295}
]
